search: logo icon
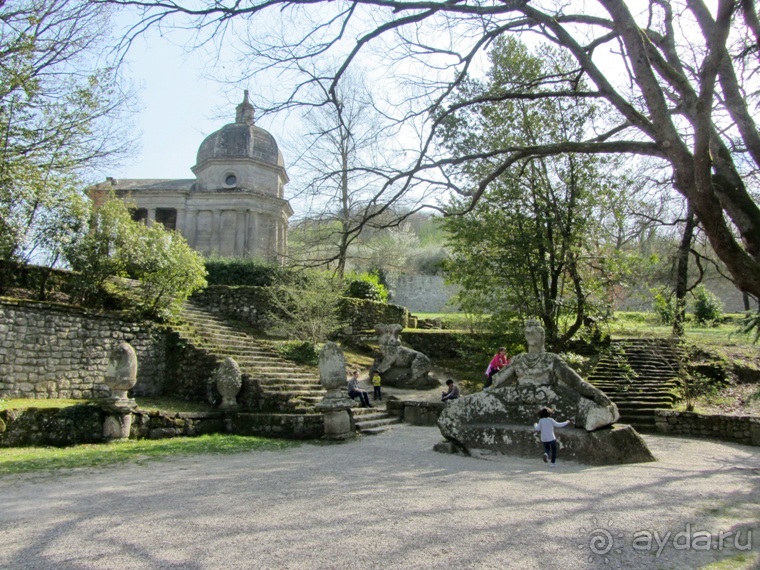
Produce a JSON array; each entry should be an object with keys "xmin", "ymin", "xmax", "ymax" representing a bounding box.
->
[{"xmin": 579, "ymin": 517, "xmax": 624, "ymax": 566}]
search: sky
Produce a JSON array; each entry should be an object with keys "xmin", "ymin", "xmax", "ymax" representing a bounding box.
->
[{"xmin": 113, "ymin": 20, "xmax": 284, "ymax": 182}]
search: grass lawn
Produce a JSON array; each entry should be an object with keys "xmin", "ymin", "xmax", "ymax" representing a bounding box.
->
[
  {"xmin": 0, "ymin": 397, "xmax": 214, "ymax": 414},
  {"xmin": 0, "ymin": 434, "xmax": 299, "ymax": 476}
]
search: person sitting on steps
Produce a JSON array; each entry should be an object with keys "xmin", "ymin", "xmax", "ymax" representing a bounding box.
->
[
  {"xmin": 441, "ymin": 379, "xmax": 460, "ymax": 402},
  {"xmin": 347, "ymin": 369, "xmax": 372, "ymax": 408}
]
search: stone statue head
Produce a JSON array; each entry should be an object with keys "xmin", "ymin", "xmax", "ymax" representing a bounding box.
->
[
  {"xmin": 524, "ymin": 319, "xmax": 546, "ymax": 352},
  {"xmin": 375, "ymin": 323, "xmax": 403, "ymax": 353}
]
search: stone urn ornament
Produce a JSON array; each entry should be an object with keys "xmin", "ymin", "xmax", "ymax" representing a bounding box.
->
[
  {"xmin": 105, "ymin": 342, "xmax": 138, "ymax": 402},
  {"xmin": 213, "ymin": 357, "xmax": 242, "ymax": 410},
  {"xmin": 316, "ymin": 342, "xmax": 354, "ymax": 439}
]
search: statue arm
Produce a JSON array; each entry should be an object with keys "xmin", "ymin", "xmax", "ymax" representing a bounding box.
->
[
  {"xmin": 552, "ymin": 358, "xmax": 612, "ymax": 406},
  {"xmin": 491, "ymin": 362, "xmax": 517, "ymax": 389}
]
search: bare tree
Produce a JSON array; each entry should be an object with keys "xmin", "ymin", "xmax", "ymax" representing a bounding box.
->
[
  {"xmin": 110, "ymin": 0, "xmax": 760, "ymax": 298},
  {"xmin": 284, "ymin": 69, "xmax": 402, "ymax": 277}
]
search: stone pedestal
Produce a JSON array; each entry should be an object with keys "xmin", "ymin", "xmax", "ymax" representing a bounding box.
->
[
  {"xmin": 318, "ymin": 406, "xmax": 354, "ymax": 439},
  {"xmin": 101, "ymin": 397, "xmax": 137, "ymax": 442},
  {"xmin": 103, "ymin": 342, "xmax": 139, "ymax": 442},
  {"xmin": 435, "ymin": 423, "xmax": 655, "ymax": 465},
  {"xmin": 103, "ymin": 413, "xmax": 133, "ymax": 442}
]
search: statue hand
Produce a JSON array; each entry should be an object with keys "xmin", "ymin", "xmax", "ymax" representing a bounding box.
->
[{"xmin": 595, "ymin": 394, "xmax": 612, "ymax": 406}]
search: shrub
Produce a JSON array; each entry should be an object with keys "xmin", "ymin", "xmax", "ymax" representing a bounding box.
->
[
  {"xmin": 344, "ymin": 271, "xmax": 388, "ymax": 302},
  {"xmin": 64, "ymin": 195, "xmax": 207, "ymax": 319},
  {"xmin": 692, "ymin": 285, "xmax": 723, "ymax": 326},
  {"xmin": 204, "ymin": 258, "xmax": 294, "ymax": 286},
  {"xmin": 275, "ymin": 341, "xmax": 319, "ymax": 365},
  {"xmin": 267, "ymin": 271, "xmax": 347, "ymax": 343},
  {"xmin": 652, "ymin": 292, "xmax": 676, "ymax": 325}
]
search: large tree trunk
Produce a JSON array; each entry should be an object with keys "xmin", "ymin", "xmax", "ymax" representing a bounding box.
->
[{"xmin": 673, "ymin": 206, "xmax": 696, "ymax": 337}]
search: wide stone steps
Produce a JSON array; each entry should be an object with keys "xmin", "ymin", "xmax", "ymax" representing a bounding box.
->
[
  {"xmin": 177, "ymin": 301, "xmax": 326, "ymax": 413},
  {"xmin": 588, "ymin": 338, "xmax": 682, "ymax": 432},
  {"xmin": 352, "ymin": 406, "xmax": 403, "ymax": 435}
]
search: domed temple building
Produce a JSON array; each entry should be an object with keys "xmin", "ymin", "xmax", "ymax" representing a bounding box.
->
[{"xmin": 98, "ymin": 92, "xmax": 292, "ymax": 262}]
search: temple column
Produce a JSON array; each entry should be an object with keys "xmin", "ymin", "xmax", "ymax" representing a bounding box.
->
[
  {"xmin": 176, "ymin": 208, "xmax": 187, "ymax": 237},
  {"xmin": 213, "ymin": 210, "xmax": 222, "ymax": 255},
  {"xmin": 235, "ymin": 209, "xmax": 246, "ymax": 256},
  {"xmin": 147, "ymin": 209, "xmax": 156, "ymax": 227},
  {"xmin": 249, "ymin": 212, "xmax": 259, "ymax": 258},
  {"xmin": 185, "ymin": 210, "xmax": 197, "ymax": 248}
]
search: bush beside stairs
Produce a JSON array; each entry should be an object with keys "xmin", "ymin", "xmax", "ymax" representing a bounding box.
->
[
  {"xmin": 587, "ymin": 338, "xmax": 682, "ymax": 432},
  {"xmin": 178, "ymin": 302, "xmax": 401, "ymax": 434}
]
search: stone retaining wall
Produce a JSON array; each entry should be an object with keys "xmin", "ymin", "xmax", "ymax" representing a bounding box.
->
[
  {"xmin": 0, "ymin": 299, "xmax": 167, "ymax": 400},
  {"xmin": 0, "ymin": 404, "xmax": 324, "ymax": 447},
  {"xmin": 402, "ymin": 331, "xmax": 509, "ymax": 359},
  {"xmin": 655, "ymin": 409, "xmax": 760, "ymax": 446}
]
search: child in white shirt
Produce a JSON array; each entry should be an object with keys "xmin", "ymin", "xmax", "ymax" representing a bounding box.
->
[{"xmin": 534, "ymin": 407, "xmax": 572, "ymax": 467}]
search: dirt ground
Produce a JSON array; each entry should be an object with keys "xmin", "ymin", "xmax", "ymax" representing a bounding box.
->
[{"xmin": 1, "ymin": 427, "xmax": 759, "ymax": 570}]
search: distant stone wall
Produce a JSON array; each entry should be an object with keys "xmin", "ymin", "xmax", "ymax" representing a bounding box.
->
[
  {"xmin": 388, "ymin": 274, "xmax": 460, "ymax": 313},
  {"xmin": 655, "ymin": 410, "xmax": 760, "ymax": 446},
  {"xmin": 0, "ymin": 299, "xmax": 167, "ymax": 400},
  {"xmin": 190, "ymin": 285, "xmax": 407, "ymax": 332}
]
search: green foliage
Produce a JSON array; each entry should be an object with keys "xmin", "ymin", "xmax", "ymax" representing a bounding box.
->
[
  {"xmin": 692, "ymin": 285, "xmax": 723, "ymax": 327},
  {"xmin": 652, "ymin": 292, "xmax": 676, "ymax": 325},
  {"xmin": 740, "ymin": 311, "xmax": 760, "ymax": 343},
  {"xmin": 267, "ymin": 271, "xmax": 347, "ymax": 343},
  {"xmin": 344, "ymin": 271, "xmax": 388, "ymax": 302},
  {"xmin": 439, "ymin": 37, "xmax": 631, "ymax": 349},
  {"xmin": 0, "ymin": 1, "xmax": 132, "ymax": 264},
  {"xmin": 205, "ymin": 258, "xmax": 294, "ymax": 286},
  {"xmin": 64, "ymin": 195, "xmax": 207, "ymax": 318},
  {"xmin": 273, "ymin": 340, "xmax": 320, "ymax": 365},
  {"xmin": 124, "ymin": 225, "xmax": 208, "ymax": 319},
  {"xmin": 675, "ymin": 372, "xmax": 719, "ymax": 412}
]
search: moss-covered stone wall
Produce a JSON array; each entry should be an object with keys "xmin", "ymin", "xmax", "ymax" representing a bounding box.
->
[
  {"xmin": 0, "ymin": 299, "xmax": 167, "ymax": 400},
  {"xmin": 655, "ymin": 409, "xmax": 760, "ymax": 446}
]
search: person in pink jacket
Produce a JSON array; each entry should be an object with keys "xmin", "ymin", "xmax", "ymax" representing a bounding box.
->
[{"xmin": 484, "ymin": 347, "xmax": 510, "ymax": 388}]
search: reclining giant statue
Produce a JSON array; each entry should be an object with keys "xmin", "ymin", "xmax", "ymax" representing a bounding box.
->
[
  {"xmin": 436, "ymin": 320, "xmax": 655, "ymax": 465},
  {"xmin": 490, "ymin": 319, "xmax": 619, "ymax": 431}
]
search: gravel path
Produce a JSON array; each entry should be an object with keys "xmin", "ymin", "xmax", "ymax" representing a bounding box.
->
[{"xmin": 1, "ymin": 427, "xmax": 759, "ymax": 569}]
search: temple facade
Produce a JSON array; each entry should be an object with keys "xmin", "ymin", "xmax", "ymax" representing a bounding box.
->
[{"xmin": 99, "ymin": 92, "xmax": 292, "ymax": 262}]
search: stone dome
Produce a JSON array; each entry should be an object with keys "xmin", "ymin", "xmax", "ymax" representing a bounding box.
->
[{"xmin": 195, "ymin": 91, "xmax": 284, "ymax": 169}]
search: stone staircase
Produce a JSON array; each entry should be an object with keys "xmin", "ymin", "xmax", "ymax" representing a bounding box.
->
[
  {"xmin": 178, "ymin": 302, "xmax": 326, "ymax": 413},
  {"xmin": 587, "ymin": 338, "xmax": 682, "ymax": 432},
  {"xmin": 352, "ymin": 404, "xmax": 403, "ymax": 435}
]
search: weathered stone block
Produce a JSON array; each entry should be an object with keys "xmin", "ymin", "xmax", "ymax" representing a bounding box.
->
[{"xmin": 404, "ymin": 401, "xmax": 445, "ymax": 426}]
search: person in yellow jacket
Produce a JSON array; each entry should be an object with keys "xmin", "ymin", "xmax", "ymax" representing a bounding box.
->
[{"xmin": 370, "ymin": 368, "xmax": 382, "ymax": 401}]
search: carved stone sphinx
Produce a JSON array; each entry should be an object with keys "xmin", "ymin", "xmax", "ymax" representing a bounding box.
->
[{"xmin": 373, "ymin": 324, "xmax": 438, "ymax": 390}]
